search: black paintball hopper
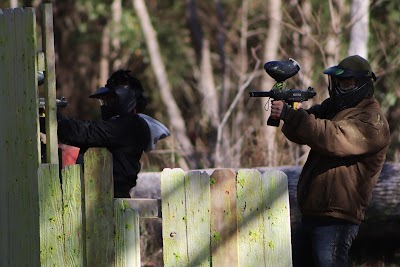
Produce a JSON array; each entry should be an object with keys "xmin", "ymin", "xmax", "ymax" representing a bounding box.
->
[{"xmin": 264, "ymin": 58, "xmax": 301, "ymax": 82}]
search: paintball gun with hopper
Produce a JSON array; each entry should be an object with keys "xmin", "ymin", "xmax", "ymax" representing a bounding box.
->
[{"xmin": 249, "ymin": 58, "xmax": 316, "ymax": 127}]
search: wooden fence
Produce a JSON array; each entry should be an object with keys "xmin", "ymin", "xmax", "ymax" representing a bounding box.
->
[
  {"xmin": 160, "ymin": 168, "xmax": 292, "ymax": 267},
  {"xmin": 0, "ymin": 4, "xmax": 292, "ymax": 267},
  {"xmin": 36, "ymin": 159, "xmax": 293, "ymax": 267}
]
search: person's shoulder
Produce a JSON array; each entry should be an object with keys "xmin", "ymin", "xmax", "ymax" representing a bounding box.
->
[
  {"xmin": 350, "ymin": 98, "xmax": 388, "ymax": 127},
  {"xmin": 121, "ymin": 113, "xmax": 150, "ymax": 128}
]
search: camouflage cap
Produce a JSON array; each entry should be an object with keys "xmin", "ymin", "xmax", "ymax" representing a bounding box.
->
[{"xmin": 323, "ymin": 55, "xmax": 376, "ymax": 80}]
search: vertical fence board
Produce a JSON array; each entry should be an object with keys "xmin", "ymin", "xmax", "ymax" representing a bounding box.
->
[
  {"xmin": 3, "ymin": 9, "xmax": 18, "ymax": 265},
  {"xmin": 41, "ymin": 3, "xmax": 58, "ymax": 164},
  {"xmin": 114, "ymin": 199, "xmax": 141, "ymax": 267},
  {"xmin": 262, "ymin": 170, "xmax": 292, "ymax": 267},
  {"xmin": 21, "ymin": 8, "xmax": 41, "ymax": 265},
  {"xmin": 185, "ymin": 171, "xmax": 211, "ymax": 266},
  {"xmin": 161, "ymin": 168, "xmax": 189, "ymax": 266},
  {"xmin": 236, "ymin": 169, "xmax": 265, "ymax": 267},
  {"xmin": 210, "ymin": 169, "xmax": 238, "ymax": 267},
  {"xmin": 84, "ymin": 148, "xmax": 114, "ymax": 267},
  {"xmin": 24, "ymin": 7, "xmax": 41, "ymax": 263},
  {"xmin": 38, "ymin": 164, "xmax": 65, "ymax": 266},
  {"xmin": 0, "ymin": 9, "xmax": 8, "ymax": 267},
  {"xmin": 1, "ymin": 7, "xmax": 40, "ymax": 266},
  {"xmin": 12, "ymin": 10, "xmax": 28, "ymax": 265},
  {"xmin": 62, "ymin": 165, "xmax": 84, "ymax": 266}
]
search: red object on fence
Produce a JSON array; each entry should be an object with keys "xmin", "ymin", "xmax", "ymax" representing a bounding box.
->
[{"xmin": 59, "ymin": 144, "xmax": 80, "ymax": 168}]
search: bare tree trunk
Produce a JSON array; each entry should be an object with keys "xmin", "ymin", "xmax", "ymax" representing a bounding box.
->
[
  {"xmin": 10, "ymin": 0, "xmax": 17, "ymax": 7},
  {"xmin": 229, "ymin": 0, "xmax": 249, "ymax": 167},
  {"xmin": 348, "ymin": 0, "xmax": 370, "ymax": 58},
  {"xmin": 215, "ymin": 51, "xmax": 261, "ymax": 167},
  {"xmin": 199, "ymin": 39, "xmax": 220, "ymax": 128},
  {"xmin": 293, "ymin": 0, "xmax": 314, "ymax": 165},
  {"xmin": 261, "ymin": 0, "xmax": 282, "ymax": 166},
  {"xmin": 133, "ymin": 0, "xmax": 194, "ymax": 170},
  {"xmin": 111, "ymin": 0, "xmax": 122, "ymax": 69},
  {"xmin": 99, "ymin": 26, "xmax": 110, "ymax": 87},
  {"xmin": 323, "ymin": 0, "xmax": 344, "ymax": 99}
]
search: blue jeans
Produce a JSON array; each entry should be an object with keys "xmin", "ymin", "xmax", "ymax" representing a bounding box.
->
[{"xmin": 292, "ymin": 216, "xmax": 359, "ymax": 267}]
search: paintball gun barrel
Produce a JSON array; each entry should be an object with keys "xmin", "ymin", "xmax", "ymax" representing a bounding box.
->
[
  {"xmin": 39, "ymin": 97, "xmax": 68, "ymax": 110},
  {"xmin": 249, "ymin": 58, "xmax": 316, "ymax": 127},
  {"xmin": 37, "ymin": 71, "xmax": 68, "ymax": 112},
  {"xmin": 38, "ymin": 71, "xmax": 44, "ymax": 86},
  {"xmin": 249, "ymin": 87, "xmax": 316, "ymax": 102}
]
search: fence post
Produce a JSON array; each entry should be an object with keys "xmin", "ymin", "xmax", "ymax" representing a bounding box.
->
[
  {"xmin": 0, "ymin": 7, "xmax": 41, "ymax": 266},
  {"xmin": 41, "ymin": 3, "xmax": 58, "ymax": 164}
]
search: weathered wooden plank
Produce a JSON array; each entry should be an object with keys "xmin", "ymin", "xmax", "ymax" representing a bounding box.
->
[
  {"xmin": 210, "ymin": 169, "xmax": 238, "ymax": 267},
  {"xmin": 161, "ymin": 168, "xmax": 189, "ymax": 266},
  {"xmin": 22, "ymin": 8, "xmax": 41, "ymax": 266},
  {"xmin": 13, "ymin": 11, "xmax": 29, "ymax": 266},
  {"xmin": 236, "ymin": 169, "xmax": 265, "ymax": 267},
  {"xmin": 124, "ymin": 198, "xmax": 161, "ymax": 218},
  {"xmin": 5, "ymin": 9, "xmax": 28, "ymax": 265},
  {"xmin": 0, "ymin": 9, "xmax": 9, "ymax": 267},
  {"xmin": 41, "ymin": 3, "xmax": 58, "ymax": 164},
  {"xmin": 3, "ymin": 9, "xmax": 18, "ymax": 266},
  {"xmin": 185, "ymin": 171, "xmax": 211, "ymax": 266},
  {"xmin": 38, "ymin": 164, "xmax": 65, "ymax": 266},
  {"xmin": 261, "ymin": 170, "xmax": 292, "ymax": 267},
  {"xmin": 62, "ymin": 164, "xmax": 84, "ymax": 266},
  {"xmin": 84, "ymin": 148, "xmax": 114, "ymax": 267},
  {"xmin": 37, "ymin": 51, "xmax": 45, "ymax": 71},
  {"xmin": 114, "ymin": 199, "xmax": 141, "ymax": 267}
]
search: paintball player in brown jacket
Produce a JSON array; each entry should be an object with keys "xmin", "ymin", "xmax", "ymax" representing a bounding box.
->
[{"xmin": 270, "ymin": 55, "xmax": 390, "ymax": 266}]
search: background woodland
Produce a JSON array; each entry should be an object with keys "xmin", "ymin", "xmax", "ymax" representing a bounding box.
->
[
  {"xmin": 1, "ymin": 0, "xmax": 399, "ymax": 172},
  {"xmin": 2, "ymin": 1, "xmax": 400, "ymax": 266}
]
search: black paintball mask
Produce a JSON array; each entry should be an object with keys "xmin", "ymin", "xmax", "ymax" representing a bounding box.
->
[
  {"xmin": 323, "ymin": 55, "xmax": 376, "ymax": 113},
  {"xmin": 89, "ymin": 70, "xmax": 146, "ymax": 120}
]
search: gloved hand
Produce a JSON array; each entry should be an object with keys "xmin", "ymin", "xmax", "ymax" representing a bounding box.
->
[{"xmin": 270, "ymin": 101, "xmax": 302, "ymax": 121}]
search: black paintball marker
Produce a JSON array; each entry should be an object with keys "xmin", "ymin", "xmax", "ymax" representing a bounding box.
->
[
  {"xmin": 37, "ymin": 71, "xmax": 68, "ymax": 116},
  {"xmin": 39, "ymin": 97, "xmax": 68, "ymax": 110},
  {"xmin": 38, "ymin": 71, "xmax": 44, "ymax": 86},
  {"xmin": 249, "ymin": 58, "xmax": 316, "ymax": 127}
]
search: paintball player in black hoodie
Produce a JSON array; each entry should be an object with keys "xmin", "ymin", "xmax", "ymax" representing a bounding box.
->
[{"xmin": 57, "ymin": 70, "xmax": 170, "ymax": 197}]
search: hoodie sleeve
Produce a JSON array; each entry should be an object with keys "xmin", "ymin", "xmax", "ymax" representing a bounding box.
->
[
  {"xmin": 138, "ymin": 113, "xmax": 170, "ymax": 152},
  {"xmin": 57, "ymin": 115, "xmax": 149, "ymax": 149},
  {"xmin": 281, "ymin": 101, "xmax": 390, "ymax": 157}
]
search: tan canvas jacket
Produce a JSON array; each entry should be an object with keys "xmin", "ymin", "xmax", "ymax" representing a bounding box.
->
[{"xmin": 282, "ymin": 96, "xmax": 390, "ymax": 224}]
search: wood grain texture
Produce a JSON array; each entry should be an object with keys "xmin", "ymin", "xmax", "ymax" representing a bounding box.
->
[
  {"xmin": 210, "ymin": 169, "xmax": 238, "ymax": 267},
  {"xmin": 84, "ymin": 148, "xmax": 114, "ymax": 267},
  {"xmin": 161, "ymin": 168, "xmax": 189, "ymax": 266}
]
